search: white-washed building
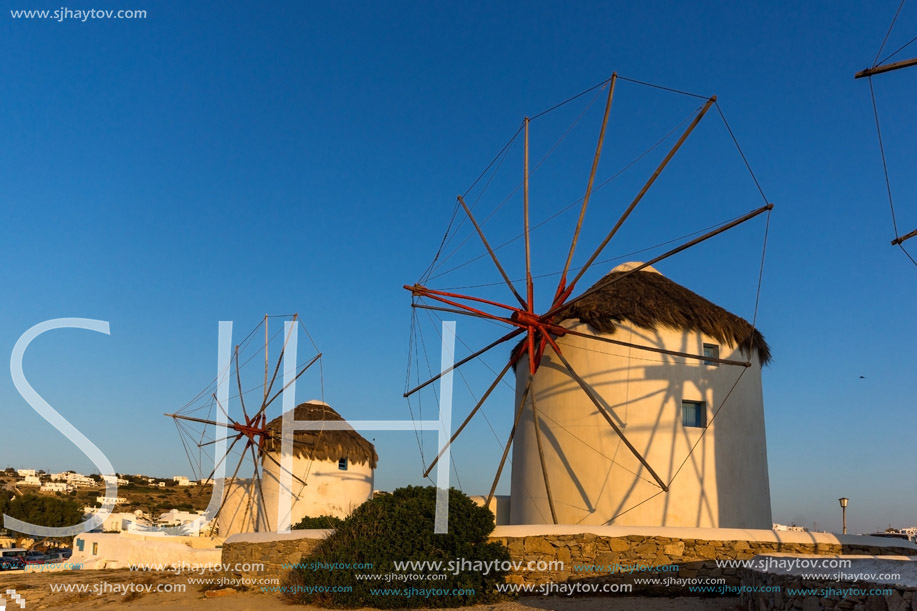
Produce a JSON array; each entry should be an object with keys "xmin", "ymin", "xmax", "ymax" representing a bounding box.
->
[
  {"xmin": 510, "ymin": 263, "xmax": 772, "ymax": 529},
  {"xmin": 218, "ymin": 401, "xmax": 377, "ymax": 535}
]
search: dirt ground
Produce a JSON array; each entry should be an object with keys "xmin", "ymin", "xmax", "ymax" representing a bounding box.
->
[{"xmin": 0, "ymin": 569, "xmax": 742, "ymax": 610}]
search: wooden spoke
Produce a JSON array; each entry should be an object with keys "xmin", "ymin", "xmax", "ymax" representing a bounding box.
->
[
  {"xmin": 545, "ymin": 335, "xmax": 668, "ymax": 491},
  {"xmin": 457, "ymin": 195, "xmax": 527, "ymax": 308},
  {"xmin": 562, "ymin": 96, "xmax": 717, "ymax": 301},
  {"xmin": 403, "ymin": 326, "xmax": 525, "ymax": 397},
  {"xmin": 557, "ymin": 73, "xmax": 617, "ymax": 299},
  {"xmin": 423, "ymin": 360, "xmax": 514, "ymax": 477},
  {"xmin": 199, "ymin": 433, "xmax": 244, "ymax": 488},
  {"xmin": 561, "ymin": 328, "xmax": 751, "ymax": 367},
  {"xmin": 258, "ymin": 314, "xmax": 298, "ymax": 418},
  {"xmin": 486, "ymin": 377, "xmax": 532, "ymax": 507},
  {"xmin": 209, "ymin": 441, "xmax": 254, "ymax": 532},
  {"xmin": 891, "ymin": 227, "xmax": 917, "ymax": 246},
  {"xmin": 235, "ymin": 346, "xmax": 249, "ymax": 423},
  {"xmin": 198, "ymin": 433, "xmax": 241, "ymax": 449},
  {"xmin": 530, "ymin": 388, "xmax": 557, "ymax": 524},
  {"xmin": 262, "ymin": 448, "xmax": 310, "ymax": 488},
  {"xmin": 549, "ymin": 202, "xmax": 773, "ymax": 319},
  {"xmin": 248, "ymin": 443, "xmax": 271, "ymax": 532},
  {"xmin": 855, "ymin": 57, "xmax": 917, "ymax": 79},
  {"xmin": 412, "ymin": 303, "xmax": 513, "ymax": 324},
  {"xmin": 259, "ymin": 353, "xmax": 322, "ymax": 416},
  {"xmin": 523, "ymin": 117, "xmax": 533, "ymax": 311}
]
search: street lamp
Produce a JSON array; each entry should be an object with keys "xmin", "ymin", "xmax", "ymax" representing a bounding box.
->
[{"xmin": 838, "ymin": 497, "xmax": 849, "ymax": 534}]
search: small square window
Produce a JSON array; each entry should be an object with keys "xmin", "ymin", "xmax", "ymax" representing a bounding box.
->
[
  {"xmin": 703, "ymin": 344, "xmax": 719, "ymax": 366},
  {"xmin": 338, "ymin": 458, "xmax": 348, "ymax": 471},
  {"xmin": 682, "ymin": 401, "xmax": 706, "ymax": 428},
  {"xmin": 76, "ymin": 539, "xmax": 84, "ymax": 552}
]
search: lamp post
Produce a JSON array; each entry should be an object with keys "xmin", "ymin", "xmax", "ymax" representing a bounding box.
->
[{"xmin": 839, "ymin": 497, "xmax": 849, "ymax": 534}]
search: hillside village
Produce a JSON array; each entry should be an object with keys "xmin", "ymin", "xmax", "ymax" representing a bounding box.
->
[{"xmin": 0, "ymin": 467, "xmax": 211, "ymax": 536}]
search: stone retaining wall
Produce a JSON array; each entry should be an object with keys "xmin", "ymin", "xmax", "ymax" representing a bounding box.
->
[
  {"xmin": 739, "ymin": 563, "xmax": 917, "ymax": 611},
  {"xmin": 492, "ymin": 534, "xmax": 916, "ymax": 587},
  {"xmin": 222, "ymin": 530, "xmax": 328, "ymax": 581},
  {"xmin": 221, "ymin": 527, "xmax": 917, "ymax": 589}
]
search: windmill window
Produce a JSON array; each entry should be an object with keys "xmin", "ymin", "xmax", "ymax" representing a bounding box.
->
[
  {"xmin": 703, "ymin": 344, "xmax": 719, "ymax": 366},
  {"xmin": 338, "ymin": 458, "xmax": 348, "ymax": 471},
  {"xmin": 682, "ymin": 400, "xmax": 707, "ymax": 428}
]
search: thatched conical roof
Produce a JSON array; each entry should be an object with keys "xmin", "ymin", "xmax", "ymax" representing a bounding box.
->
[
  {"xmin": 263, "ymin": 402, "xmax": 378, "ymax": 468},
  {"xmin": 550, "ymin": 264, "xmax": 771, "ymax": 364}
]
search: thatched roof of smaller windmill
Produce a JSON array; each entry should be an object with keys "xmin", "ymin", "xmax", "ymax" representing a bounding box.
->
[
  {"xmin": 552, "ymin": 265, "xmax": 771, "ymax": 364},
  {"xmin": 263, "ymin": 402, "xmax": 378, "ymax": 469}
]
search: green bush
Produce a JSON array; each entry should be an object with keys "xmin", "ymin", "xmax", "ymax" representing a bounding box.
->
[
  {"xmin": 2, "ymin": 494, "xmax": 84, "ymax": 531},
  {"xmin": 285, "ymin": 486, "xmax": 509, "ymax": 608},
  {"xmin": 292, "ymin": 515, "xmax": 345, "ymax": 530}
]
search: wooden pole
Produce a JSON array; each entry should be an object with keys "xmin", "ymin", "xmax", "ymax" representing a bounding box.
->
[
  {"xmin": 423, "ymin": 361, "xmax": 513, "ymax": 477},
  {"xmin": 561, "ymin": 328, "xmax": 751, "ymax": 367},
  {"xmin": 562, "ymin": 96, "xmax": 717, "ymax": 300},
  {"xmin": 262, "ymin": 450, "xmax": 309, "ymax": 487},
  {"xmin": 198, "ymin": 433, "xmax": 244, "ymax": 487},
  {"xmin": 557, "ymin": 74, "xmax": 617, "ymax": 297},
  {"xmin": 548, "ymin": 202, "xmax": 772, "ymax": 320},
  {"xmin": 235, "ymin": 346, "xmax": 249, "ymax": 422},
  {"xmin": 264, "ymin": 315, "xmax": 269, "ymax": 405},
  {"xmin": 403, "ymin": 327, "xmax": 525, "ymax": 397},
  {"xmin": 260, "ymin": 354, "xmax": 322, "ymax": 414},
  {"xmin": 545, "ymin": 335, "xmax": 668, "ymax": 491},
  {"xmin": 486, "ymin": 379, "xmax": 531, "ymax": 507},
  {"xmin": 253, "ymin": 315, "xmax": 298, "ymax": 422},
  {"xmin": 209, "ymin": 442, "xmax": 252, "ymax": 529},
  {"xmin": 457, "ymin": 195, "xmax": 527, "ymax": 308},
  {"xmin": 530, "ymin": 387, "xmax": 558, "ymax": 524},
  {"xmin": 524, "ymin": 117, "xmax": 533, "ymax": 311},
  {"xmin": 891, "ymin": 227, "xmax": 917, "ymax": 246},
  {"xmin": 855, "ymin": 57, "xmax": 917, "ymax": 79},
  {"xmin": 249, "ymin": 443, "xmax": 271, "ymax": 532}
]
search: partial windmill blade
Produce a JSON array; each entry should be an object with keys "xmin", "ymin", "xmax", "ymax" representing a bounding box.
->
[
  {"xmin": 197, "ymin": 433, "xmax": 244, "ymax": 489},
  {"xmin": 404, "ymin": 327, "xmax": 525, "ymax": 397},
  {"xmin": 543, "ymin": 334, "xmax": 668, "ymax": 492},
  {"xmin": 549, "ymin": 203, "xmax": 773, "ymax": 318},
  {"xmin": 558, "ymin": 327, "xmax": 751, "ymax": 368},
  {"xmin": 248, "ymin": 443, "xmax": 271, "ymax": 532},
  {"xmin": 208, "ymin": 440, "xmax": 254, "ymax": 534},
  {"xmin": 259, "ymin": 354, "xmax": 322, "ymax": 416},
  {"xmin": 236, "ymin": 346, "xmax": 250, "ymax": 424},
  {"xmin": 423, "ymin": 360, "xmax": 514, "ymax": 478},
  {"xmin": 261, "ymin": 448, "xmax": 310, "ymax": 489},
  {"xmin": 529, "ymin": 387, "xmax": 557, "ymax": 524},
  {"xmin": 457, "ymin": 195, "xmax": 527, "ymax": 308},
  {"xmin": 255, "ymin": 314, "xmax": 298, "ymax": 421},
  {"xmin": 486, "ymin": 378, "xmax": 532, "ymax": 507},
  {"xmin": 555, "ymin": 73, "xmax": 617, "ymax": 301},
  {"xmin": 558, "ymin": 96, "xmax": 717, "ymax": 305}
]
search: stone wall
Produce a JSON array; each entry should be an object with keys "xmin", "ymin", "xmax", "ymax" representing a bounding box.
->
[
  {"xmin": 739, "ymin": 561, "xmax": 917, "ymax": 611},
  {"xmin": 492, "ymin": 533, "xmax": 916, "ymax": 587},
  {"xmin": 221, "ymin": 530, "xmax": 328, "ymax": 581},
  {"xmin": 220, "ymin": 527, "xmax": 917, "ymax": 590}
]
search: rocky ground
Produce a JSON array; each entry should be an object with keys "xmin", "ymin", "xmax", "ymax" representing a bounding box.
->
[{"xmin": 0, "ymin": 569, "xmax": 742, "ymax": 610}]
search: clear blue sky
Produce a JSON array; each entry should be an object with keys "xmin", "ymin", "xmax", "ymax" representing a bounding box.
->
[{"xmin": 2, "ymin": 1, "xmax": 915, "ymax": 535}]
